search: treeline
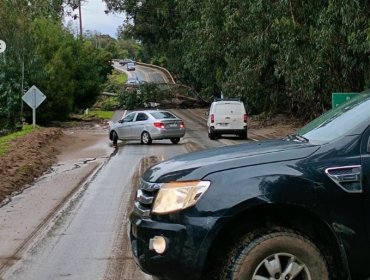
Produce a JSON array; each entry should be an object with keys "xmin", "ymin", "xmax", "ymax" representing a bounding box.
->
[
  {"xmin": 0, "ymin": 0, "xmax": 113, "ymax": 129},
  {"xmin": 105, "ymin": 0, "xmax": 370, "ymax": 118}
]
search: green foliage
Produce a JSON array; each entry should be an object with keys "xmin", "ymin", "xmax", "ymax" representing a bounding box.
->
[
  {"xmin": 88, "ymin": 111, "xmax": 114, "ymax": 120},
  {"xmin": 0, "ymin": 1, "xmax": 113, "ymax": 128},
  {"xmin": 104, "ymin": 0, "xmax": 370, "ymax": 119},
  {"xmin": 0, "ymin": 125, "xmax": 36, "ymax": 156},
  {"xmin": 100, "ymin": 97, "xmax": 120, "ymax": 111},
  {"xmin": 84, "ymin": 31, "xmax": 142, "ymax": 61},
  {"xmin": 107, "ymin": 70, "xmax": 128, "ymax": 88}
]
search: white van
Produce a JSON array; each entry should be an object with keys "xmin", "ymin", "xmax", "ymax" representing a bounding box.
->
[{"xmin": 207, "ymin": 100, "xmax": 248, "ymax": 139}]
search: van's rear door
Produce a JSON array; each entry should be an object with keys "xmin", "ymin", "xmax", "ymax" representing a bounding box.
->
[{"xmin": 214, "ymin": 103, "xmax": 244, "ymax": 130}]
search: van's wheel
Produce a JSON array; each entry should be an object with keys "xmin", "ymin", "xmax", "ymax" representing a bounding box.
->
[
  {"xmin": 141, "ymin": 131, "xmax": 152, "ymax": 145},
  {"xmin": 208, "ymin": 128, "xmax": 217, "ymax": 140},
  {"xmin": 112, "ymin": 131, "xmax": 118, "ymax": 146},
  {"xmin": 223, "ymin": 229, "xmax": 329, "ymax": 280},
  {"xmin": 170, "ymin": 138, "xmax": 180, "ymax": 144},
  {"xmin": 239, "ymin": 129, "xmax": 248, "ymax": 140}
]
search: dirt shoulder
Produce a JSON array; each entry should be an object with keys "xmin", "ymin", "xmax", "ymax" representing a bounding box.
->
[
  {"xmin": 0, "ymin": 128, "xmax": 63, "ymax": 204},
  {"xmin": 0, "ymin": 123, "xmax": 113, "ymax": 206}
]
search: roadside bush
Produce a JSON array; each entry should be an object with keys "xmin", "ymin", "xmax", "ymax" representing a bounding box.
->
[{"xmin": 100, "ymin": 97, "xmax": 120, "ymax": 111}]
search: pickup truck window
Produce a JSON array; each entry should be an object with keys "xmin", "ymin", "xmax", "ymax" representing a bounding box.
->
[{"xmin": 298, "ymin": 94, "xmax": 370, "ymax": 143}]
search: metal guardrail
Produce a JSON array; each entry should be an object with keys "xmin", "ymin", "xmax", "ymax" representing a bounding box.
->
[
  {"xmin": 113, "ymin": 59, "xmax": 175, "ymax": 84},
  {"xmin": 136, "ymin": 62, "xmax": 176, "ymax": 84}
]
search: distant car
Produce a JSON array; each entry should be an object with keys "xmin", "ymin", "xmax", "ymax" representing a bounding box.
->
[
  {"xmin": 125, "ymin": 77, "xmax": 146, "ymax": 86},
  {"xmin": 109, "ymin": 110, "xmax": 185, "ymax": 145},
  {"xmin": 127, "ymin": 62, "xmax": 135, "ymax": 71},
  {"xmin": 207, "ymin": 99, "xmax": 248, "ymax": 140},
  {"xmin": 119, "ymin": 59, "xmax": 134, "ymax": 66}
]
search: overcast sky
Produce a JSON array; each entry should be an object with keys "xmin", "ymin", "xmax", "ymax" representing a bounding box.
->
[{"xmin": 67, "ymin": 0, "xmax": 125, "ymax": 38}]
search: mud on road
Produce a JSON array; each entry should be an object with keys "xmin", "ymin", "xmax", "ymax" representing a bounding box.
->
[
  {"xmin": 0, "ymin": 128, "xmax": 63, "ymax": 205},
  {"xmin": 0, "ymin": 124, "xmax": 113, "ymax": 206}
]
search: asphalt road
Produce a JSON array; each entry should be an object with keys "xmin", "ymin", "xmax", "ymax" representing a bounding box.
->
[{"xmin": 113, "ymin": 62, "xmax": 168, "ymax": 84}]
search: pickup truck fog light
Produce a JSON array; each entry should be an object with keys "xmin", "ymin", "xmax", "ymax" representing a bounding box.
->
[
  {"xmin": 149, "ymin": 236, "xmax": 167, "ymax": 254},
  {"xmin": 152, "ymin": 181, "xmax": 211, "ymax": 214}
]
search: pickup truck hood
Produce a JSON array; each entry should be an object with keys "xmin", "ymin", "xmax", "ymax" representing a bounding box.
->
[{"xmin": 143, "ymin": 139, "xmax": 320, "ymax": 183}]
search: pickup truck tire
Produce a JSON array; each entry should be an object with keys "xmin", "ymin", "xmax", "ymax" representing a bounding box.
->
[{"xmin": 223, "ymin": 229, "xmax": 329, "ymax": 280}]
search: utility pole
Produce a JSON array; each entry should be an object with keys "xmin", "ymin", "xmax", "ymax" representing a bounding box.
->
[{"xmin": 78, "ymin": 0, "xmax": 83, "ymax": 37}]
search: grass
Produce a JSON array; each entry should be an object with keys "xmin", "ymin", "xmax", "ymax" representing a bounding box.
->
[
  {"xmin": 0, "ymin": 125, "xmax": 36, "ymax": 156},
  {"xmin": 71, "ymin": 110, "xmax": 115, "ymax": 121},
  {"xmin": 89, "ymin": 110, "xmax": 115, "ymax": 120},
  {"xmin": 108, "ymin": 70, "xmax": 127, "ymax": 86}
]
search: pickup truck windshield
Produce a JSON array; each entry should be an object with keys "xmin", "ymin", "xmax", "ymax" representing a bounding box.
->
[{"xmin": 297, "ymin": 93, "xmax": 370, "ymax": 143}]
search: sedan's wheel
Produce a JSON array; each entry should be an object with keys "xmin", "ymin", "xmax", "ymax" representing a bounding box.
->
[
  {"xmin": 170, "ymin": 138, "xmax": 180, "ymax": 144},
  {"xmin": 112, "ymin": 131, "xmax": 118, "ymax": 146},
  {"xmin": 141, "ymin": 131, "xmax": 152, "ymax": 145},
  {"xmin": 223, "ymin": 230, "xmax": 328, "ymax": 280}
]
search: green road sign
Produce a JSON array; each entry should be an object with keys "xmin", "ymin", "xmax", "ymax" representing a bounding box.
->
[{"xmin": 332, "ymin": 92, "xmax": 359, "ymax": 108}]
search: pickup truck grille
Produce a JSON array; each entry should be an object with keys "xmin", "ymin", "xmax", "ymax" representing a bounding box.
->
[{"xmin": 134, "ymin": 180, "xmax": 161, "ymax": 217}]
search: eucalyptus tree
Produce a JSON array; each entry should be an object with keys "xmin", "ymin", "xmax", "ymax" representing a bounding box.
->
[{"xmin": 104, "ymin": 0, "xmax": 370, "ymax": 119}]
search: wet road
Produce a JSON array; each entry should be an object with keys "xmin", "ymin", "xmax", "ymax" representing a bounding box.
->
[
  {"xmin": 0, "ymin": 109, "xmax": 252, "ymax": 280},
  {"xmin": 114, "ymin": 62, "xmax": 168, "ymax": 84},
  {"xmin": 2, "ymin": 142, "xmax": 187, "ymax": 280}
]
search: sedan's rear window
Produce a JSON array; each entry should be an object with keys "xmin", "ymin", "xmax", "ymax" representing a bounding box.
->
[{"xmin": 150, "ymin": 112, "xmax": 176, "ymax": 119}]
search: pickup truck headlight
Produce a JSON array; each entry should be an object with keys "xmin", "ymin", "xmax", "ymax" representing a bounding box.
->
[{"xmin": 152, "ymin": 181, "xmax": 210, "ymax": 214}]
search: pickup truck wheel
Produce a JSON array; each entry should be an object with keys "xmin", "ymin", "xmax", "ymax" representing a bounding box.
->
[
  {"xmin": 112, "ymin": 131, "xmax": 118, "ymax": 146},
  {"xmin": 223, "ymin": 230, "xmax": 328, "ymax": 280}
]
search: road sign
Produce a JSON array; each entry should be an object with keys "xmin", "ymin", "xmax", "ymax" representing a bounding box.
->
[
  {"xmin": 23, "ymin": 85, "xmax": 46, "ymax": 109},
  {"xmin": 0, "ymin": 40, "xmax": 6, "ymax": 53},
  {"xmin": 22, "ymin": 85, "xmax": 46, "ymax": 128},
  {"xmin": 332, "ymin": 92, "xmax": 359, "ymax": 108}
]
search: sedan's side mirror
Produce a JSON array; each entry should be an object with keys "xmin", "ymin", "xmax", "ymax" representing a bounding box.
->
[{"xmin": 118, "ymin": 119, "xmax": 124, "ymax": 124}]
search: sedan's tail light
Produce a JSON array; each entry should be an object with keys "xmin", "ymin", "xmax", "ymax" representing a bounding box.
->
[
  {"xmin": 153, "ymin": 122, "xmax": 165, "ymax": 129},
  {"xmin": 180, "ymin": 121, "xmax": 185, "ymax": 128},
  {"xmin": 244, "ymin": 114, "xmax": 248, "ymax": 123},
  {"xmin": 211, "ymin": 114, "xmax": 215, "ymax": 123}
]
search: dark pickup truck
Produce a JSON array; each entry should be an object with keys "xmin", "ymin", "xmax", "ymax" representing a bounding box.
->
[{"xmin": 130, "ymin": 93, "xmax": 370, "ymax": 280}]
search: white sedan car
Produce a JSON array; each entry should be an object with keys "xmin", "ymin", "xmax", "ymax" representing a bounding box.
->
[{"xmin": 109, "ymin": 110, "xmax": 185, "ymax": 145}]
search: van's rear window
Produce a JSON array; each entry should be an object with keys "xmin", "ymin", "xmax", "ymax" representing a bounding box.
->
[{"xmin": 215, "ymin": 104, "xmax": 243, "ymax": 115}]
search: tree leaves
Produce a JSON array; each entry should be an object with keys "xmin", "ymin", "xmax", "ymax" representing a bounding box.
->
[{"xmin": 0, "ymin": 1, "xmax": 113, "ymax": 128}]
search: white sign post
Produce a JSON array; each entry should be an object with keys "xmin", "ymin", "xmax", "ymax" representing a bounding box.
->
[{"xmin": 22, "ymin": 85, "xmax": 46, "ymax": 128}]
